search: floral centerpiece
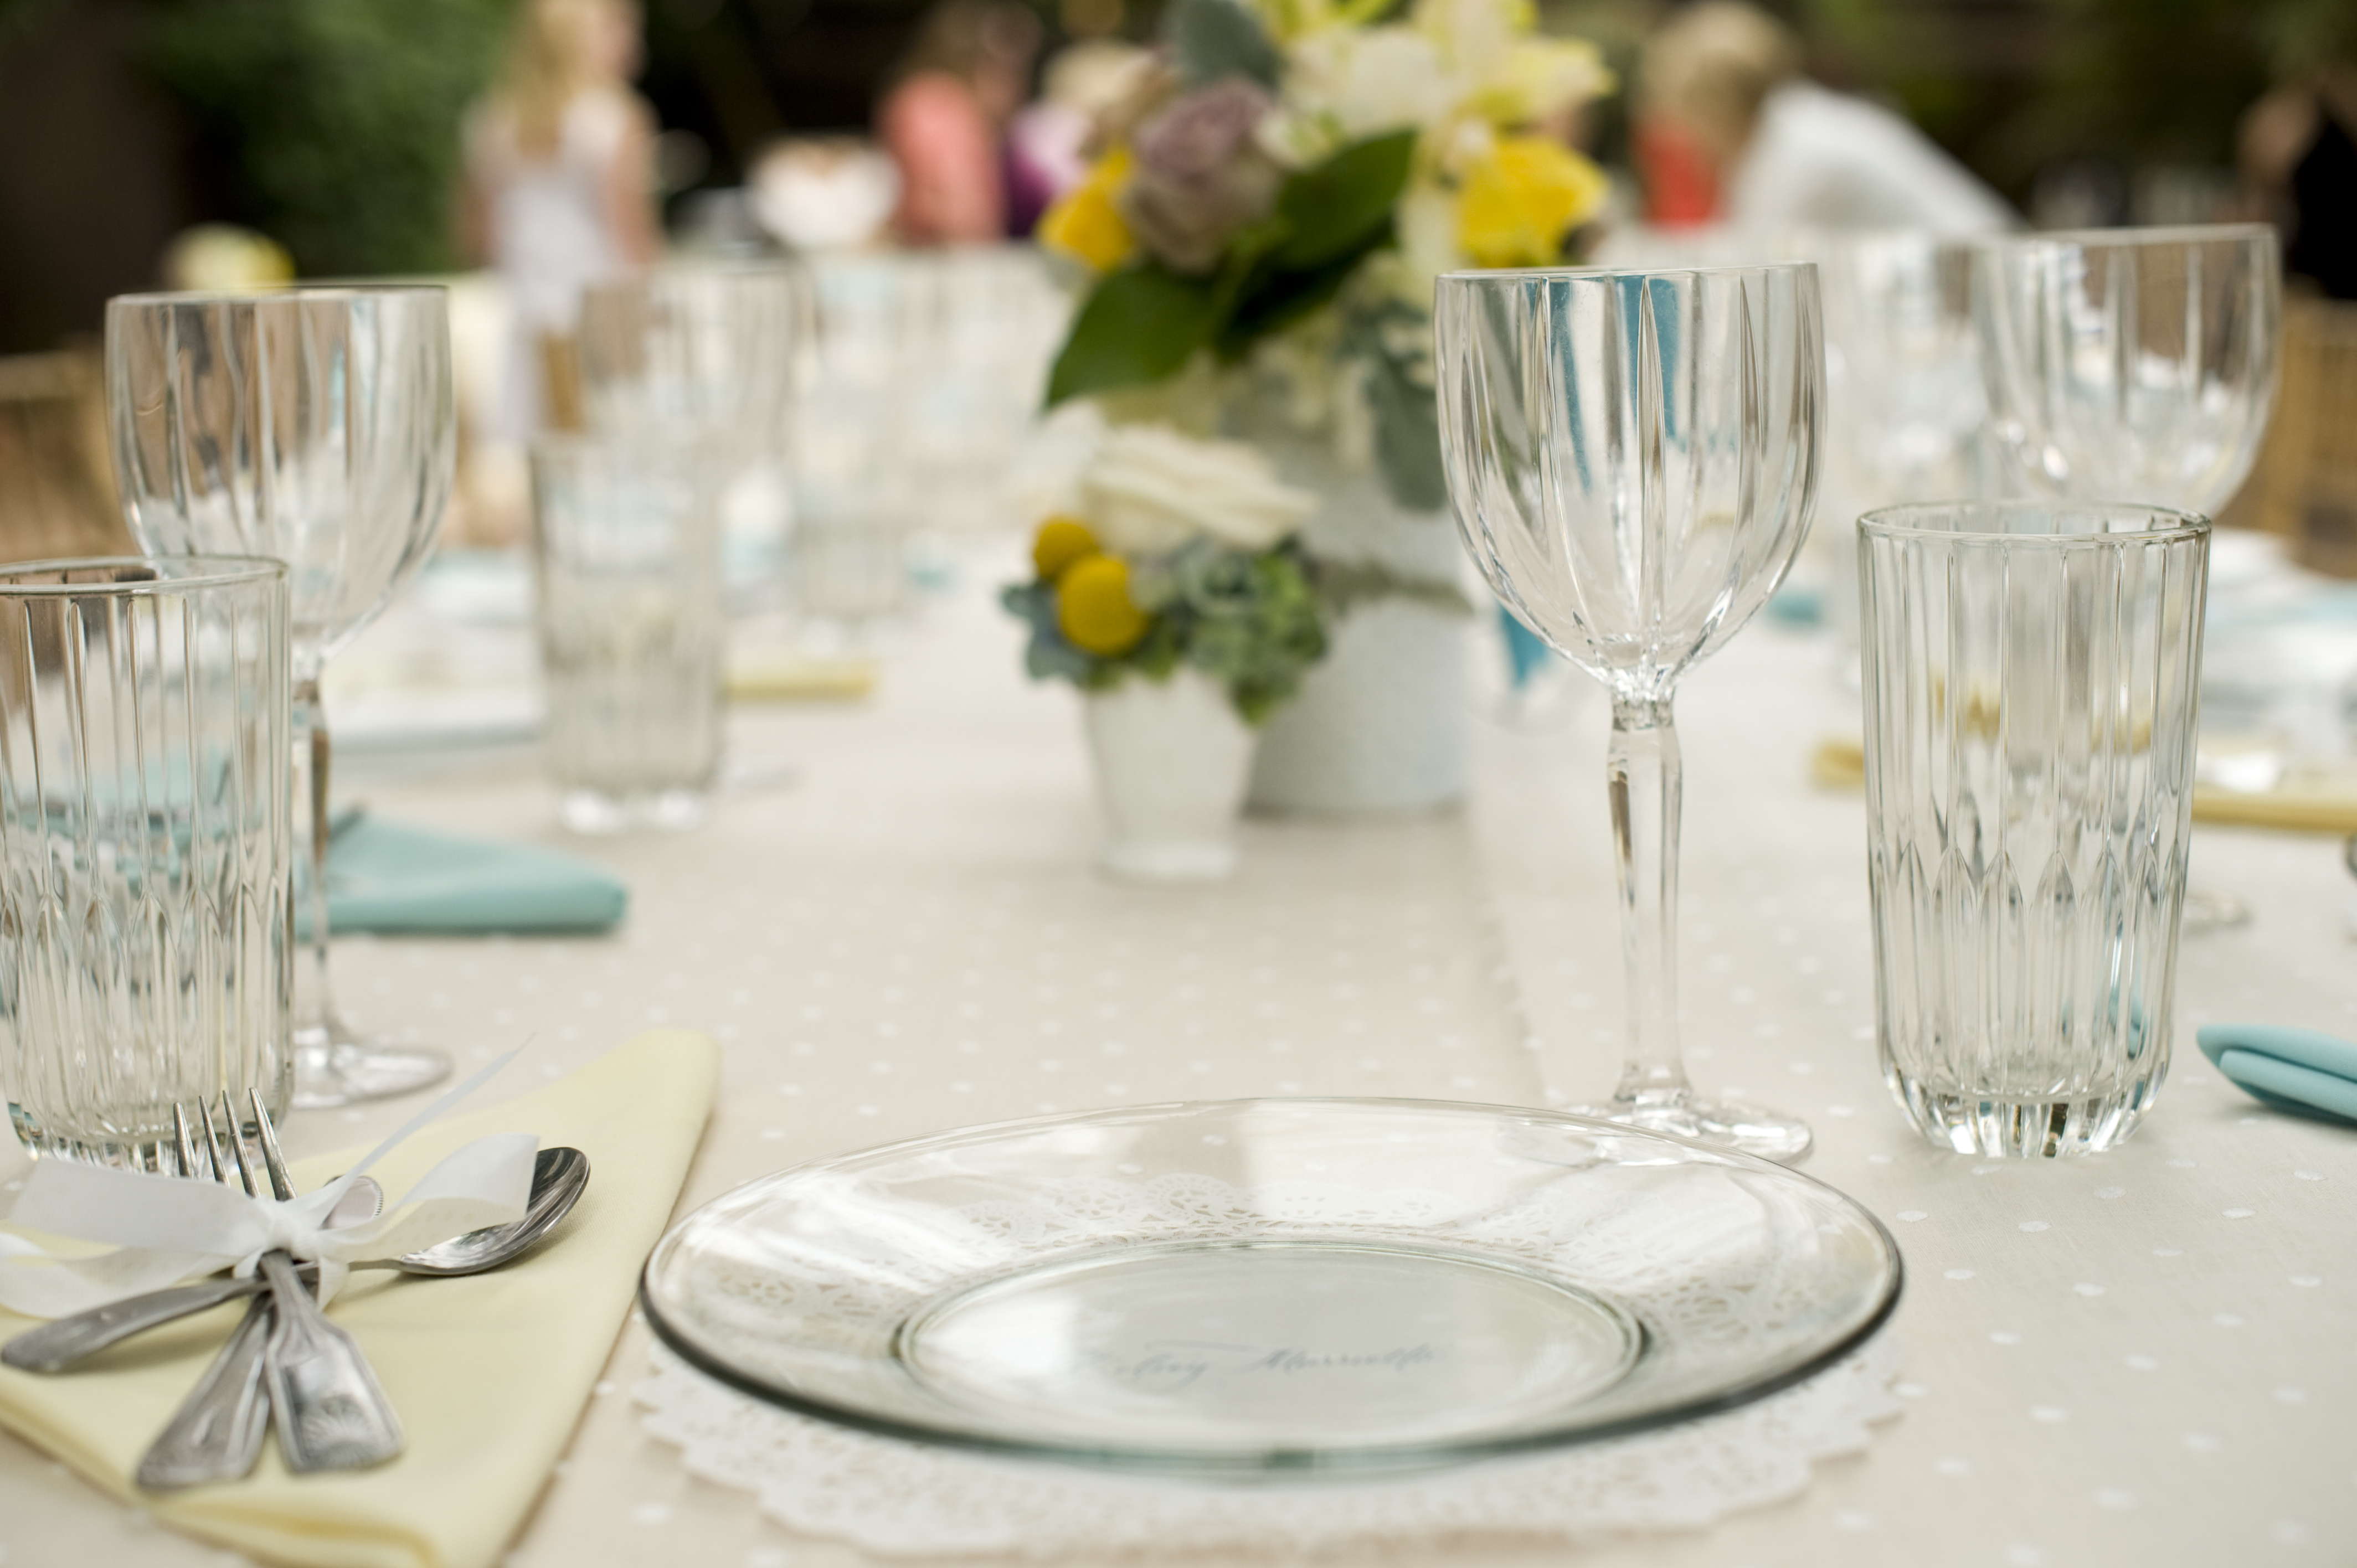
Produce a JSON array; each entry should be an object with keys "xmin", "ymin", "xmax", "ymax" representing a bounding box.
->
[
  {"xmin": 1020, "ymin": 0, "xmax": 1613, "ymax": 813},
  {"xmin": 1006, "ymin": 426, "xmax": 1326, "ymax": 879},
  {"xmin": 1035, "ymin": 0, "xmax": 1612, "ymax": 501}
]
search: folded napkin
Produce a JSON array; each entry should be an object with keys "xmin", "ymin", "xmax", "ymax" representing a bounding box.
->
[
  {"xmin": 1810, "ymin": 736, "xmax": 2357, "ymax": 834},
  {"xmin": 2189, "ymin": 780, "xmax": 2357, "ymax": 834},
  {"xmin": 2196, "ymin": 1023, "xmax": 2357, "ymax": 1126},
  {"xmin": 0, "ymin": 1029, "xmax": 719, "ymax": 1568},
  {"xmin": 724, "ymin": 651, "xmax": 877, "ymax": 702},
  {"xmin": 312, "ymin": 816, "xmax": 628, "ymax": 936}
]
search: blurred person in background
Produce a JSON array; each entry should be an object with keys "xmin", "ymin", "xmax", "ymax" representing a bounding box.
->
[
  {"xmin": 460, "ymin": 0, "xmax": 662, "ymax": 440},
  {"xmin": 878, "ymin": 0, "xmax": 1043, "ymax": 244},
  {"xmin": 1004, "ymin": 39, "xmax": 1152, "ymax": 235},
  {"xmin": 2241, "ymin": 59, "xmax": 2357, "ymax": 299},
  {"xmin": 1635, "ymin": 1, "xmax": 2012, "ymax": 234}
]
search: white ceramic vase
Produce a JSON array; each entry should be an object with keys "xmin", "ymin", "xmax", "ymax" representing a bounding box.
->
[
  {"xmin": 1083, "ymin": 667, "xmax": 1256, "ymax": 882},
  {"xmin": 1243, "ymin": 442, "xmax": 1470, "ymax": 817}
]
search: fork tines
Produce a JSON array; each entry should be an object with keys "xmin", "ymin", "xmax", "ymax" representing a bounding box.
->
[{"xmin": 157, "ymin": 1094, "xmax": 285, "ymax": 1198}]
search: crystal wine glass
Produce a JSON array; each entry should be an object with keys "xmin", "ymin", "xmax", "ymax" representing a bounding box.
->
[
  {"xmin": 1973, "ymin": 224, "xmax": 2279, "ymax": 518},
  {"xmin": 107, "ymin": 287, "xmax": 456, "ymax": 1108},
  {"xmin": 1435, "ymin": 264, "xmax": 1824, "ymax": 1160},
  {"xmin": 1973, "ymin": 223, "xmax": 2281, "ymax": 932}
]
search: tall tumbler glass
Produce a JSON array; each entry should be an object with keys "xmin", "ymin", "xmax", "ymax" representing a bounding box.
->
[
  {"xmin": 1859, "ymin": 501, "xmax": 2209, "ymax": 1158},
  {"xmin": 530, "ymin": 435, "xmax": 726, "ymax": 833},
  {"xmin": 577, "ymin": 264, "xmax": 806, "ymax": 609},
  {"xmin": 0, "ymin": 557, "xmax": 291, "ymax": 1163}
]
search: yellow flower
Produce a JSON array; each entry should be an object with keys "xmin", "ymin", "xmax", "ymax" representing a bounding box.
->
[
  {"xmin": 1031, "ymin": 515, "xmax": 1102, "ymax": 581},
  {"xmin": 1038, "ymin": 148, "xmax": 1138, "ymax": 274},
  {"xmin": 1056, "ymin": 555, "xmax": 1151, "ymax": 657},
  {"xmin": 1455, "ymin": 136, "xmax": 1609, "ymax": 269}
]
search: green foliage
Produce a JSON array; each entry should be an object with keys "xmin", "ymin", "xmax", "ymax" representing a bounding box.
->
[
  {"xmin": 1005, "ymin": 530, "xmax": 1471, "ymax": 724},
  {"xmin": 1045, "ymin": 129, "xmax": 1419, "ymax": 408},
  {"xmin": 1340, "ymin": 296, "xmax": 1449, "ymax": 512},
  {"xmin": 141, "ymin": 0, "xmax": 512, "ymax": 277},
  {"xmin": 0, "ymin": 0, "xmax": 66, "ymax": 49},
  {"xmin": 1004, "ymin": 539, "xmax": 1329, "ymax": 724},
  {"xmin": 1265, "ymin": 125, "xmax": 1414, "ymax": 271},
  {"xmin": 1166, "ymin": 0, "xmax": 1284, "ymax": 89},
  {"xmin": 1045, "ymin": 268, "xmax": 1229, "ymax": 406}
]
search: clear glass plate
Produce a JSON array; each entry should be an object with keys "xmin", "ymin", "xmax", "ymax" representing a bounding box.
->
[{"xmin": 640, "ymin": 1098, "xmax": 1904, "ymax": 1478}]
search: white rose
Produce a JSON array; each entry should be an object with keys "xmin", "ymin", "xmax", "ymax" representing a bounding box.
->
[
  {"xmin": 1286, "ymin": 27, "xmax": 1457, "ymax": 141},
  {"xmin": 1081, "ymin": 425, "xmax": 1318, "ymax": 556}
]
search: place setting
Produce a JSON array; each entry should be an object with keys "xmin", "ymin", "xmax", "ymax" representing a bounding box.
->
[{"xmin": 3, "ymin": 0, "xmax": 2357, "ymax": 1562}]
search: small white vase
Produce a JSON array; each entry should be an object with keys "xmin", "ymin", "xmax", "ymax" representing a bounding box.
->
[{"xmin": 1083, "ymin": 667, "xmax": 1256, "ymax": 882}]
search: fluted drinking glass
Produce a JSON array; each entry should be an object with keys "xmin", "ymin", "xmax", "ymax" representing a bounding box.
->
[
  {"xmin": 577, "ymin": 264, "xmax": 806, "ymax": 608},
  {"xmin": 1436, "ymin": 264, "xmax": 1824, "ymax": 1160},
  {"xmin": 107, "ymin": 288, "xmax": 455, "ymax": 1108},
  {"xmin": 0, "ymin": 557, "xmax": 292, "ymax": 1162},
  {"xmin": 1859, "ymin": 502, "xmax": 2209, "ymax": 1157}
]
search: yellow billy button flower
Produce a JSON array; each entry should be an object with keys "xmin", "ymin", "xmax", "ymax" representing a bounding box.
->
[
  {"xmin": 1056, "ymin": 554, "xmax": 1151, "ymax": 657},
  {"xmin": 1032, "ymin": 514, "xmax": 1102, "ymax": 581},
  {"xmin": 1038, "ymin": 147, "xmax": 1139, "ymax": 274},
  {"xmin": 1456, "ymin": 137, "xmax": 1610, "ymax": 270}
]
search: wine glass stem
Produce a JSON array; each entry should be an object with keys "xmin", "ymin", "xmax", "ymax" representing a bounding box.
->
[
  {"xmin": 1607, "ymin": 695, "xmax": 1692, "ymax": 1107},
  {"xmin": 292, "ymin": 674, "xmax": 339, "ymax": 1044}
]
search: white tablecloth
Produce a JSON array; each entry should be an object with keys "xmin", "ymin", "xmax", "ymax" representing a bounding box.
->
[{"xmin": 1, "ymin": 541, "xmax": 2350, "ymax": 1568}]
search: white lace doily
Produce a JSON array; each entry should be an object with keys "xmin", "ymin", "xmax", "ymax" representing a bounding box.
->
[{"xmin": 635, "ymin": 1337, "xmax": 1904, "ymax": 1557}]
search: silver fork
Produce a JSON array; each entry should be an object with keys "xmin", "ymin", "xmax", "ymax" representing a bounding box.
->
[
  {"xmin": 136, "ymin": 1096, "xmax": 275, "ymax": 1489},
  {"xmin": 136, "ymin": 1091, "xmax": 403, "ymax": 1488}
]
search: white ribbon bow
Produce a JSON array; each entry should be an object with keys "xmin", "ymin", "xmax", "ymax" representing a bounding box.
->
[{"xmin": 0, "ymin": 1054, "xmax": 537, "ymax": 1317}]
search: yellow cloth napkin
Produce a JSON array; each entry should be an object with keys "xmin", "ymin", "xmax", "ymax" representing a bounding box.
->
[
  {"xmin": 724, "ymin": 651, "xmax": 877, "ymax": 701},
  {"xmin": 0, "ymin": 1029, "xmax": 719, "ymax": 1568},
  {"xmin": 1809, "ymin": 736, "xmax": 2357, "ymax": 834}
]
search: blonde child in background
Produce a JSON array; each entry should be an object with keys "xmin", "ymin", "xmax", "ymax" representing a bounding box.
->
[{"xmin": 460, "ymin": 0, "xmax": 662, "ymax": 442}]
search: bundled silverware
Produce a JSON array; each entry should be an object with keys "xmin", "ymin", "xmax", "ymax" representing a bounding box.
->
[{"xmin": 1, "ymin": 1091, "xmax": 590, "ymax": 1490}]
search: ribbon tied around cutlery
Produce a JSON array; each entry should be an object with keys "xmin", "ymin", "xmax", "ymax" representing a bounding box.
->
[{"xmin": 0, "ymin": 1055, "xmax": 538, "ymax": 1318}]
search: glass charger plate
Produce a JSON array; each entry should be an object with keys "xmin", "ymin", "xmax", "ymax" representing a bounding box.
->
[{"xmin": 640, "ymin": 1098, "xmax": 1903, "ymax": 1479}]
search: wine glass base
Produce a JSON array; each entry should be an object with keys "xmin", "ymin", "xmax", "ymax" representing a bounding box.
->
[
  {"xmin": 291, "ymin": 1023, "xmax": 452, "ymax": 1110},
  {"xmin": 1571, "ymin": 1096, "xmax": 1814, "ymax": 1164}
]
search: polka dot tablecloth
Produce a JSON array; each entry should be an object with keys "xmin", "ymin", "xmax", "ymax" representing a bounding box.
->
[{"xmin": 0, "ymin": 553, "xmax": 2350, "ymax": 1568}]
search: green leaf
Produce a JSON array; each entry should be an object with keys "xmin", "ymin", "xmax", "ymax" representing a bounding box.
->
[
  {"xmin": 1045, "ymin": 265, "xmax": 1225, "ymax": 406},
  {"xmin": 1365, "ymin": 353, "xmax": 1451, "ymax": 510},
  {"xmin": 1219, "ymin": 240, "xmax": 1387, "ymax": 355},
  {"xmin": 1270, "ymin": 130, "xmax": 1418, "ymax": 271},
  {"xmin": 1165, "ymin": 0, "xmax": 1283, "ymax": 87}
]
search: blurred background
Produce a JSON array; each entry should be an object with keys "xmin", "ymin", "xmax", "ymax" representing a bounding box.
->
[
  {"xmin": 4, "ymin": 0, "xmax": 2355, "ymax": 591},
  {"xmin": 4, "ymin": 0, "xmax": 2356, "ymax": 354}
]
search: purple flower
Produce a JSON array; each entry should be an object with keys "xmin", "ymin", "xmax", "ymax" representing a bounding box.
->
[
  {"xmin": 1134, "ymin": 79, "xmax": 1274, "ymax": 184},
  {"xmin": 1118, "ymin": 80, "xmax": 1283, "ymax": 275}
]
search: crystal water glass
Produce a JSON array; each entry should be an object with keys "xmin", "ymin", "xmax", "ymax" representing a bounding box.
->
[
  {"xmin": 0, "ymin": 557, "xmax": 292, "ymax": 1162},
  {"xmin": 529, "ymin": 435, "xmax": 727, "ymax": 833},
  {"xmin": 1436, "ymin": 264, "xmax": 1824, "ymax": 1161},
  {"xmin": 1859, "ymin": 502, "xmax": 2209, "ymax": 1157},
  {"xmin": 108, "ymin": 287, "xmax": 456, "ymax": 1108},
  {"xmin": 1973, "ymin": 224, "xmax": 2279, "ymax": 516},
  {"xmin": 577, "ymin": 264, "xmax": 807, "ymax": 608}
]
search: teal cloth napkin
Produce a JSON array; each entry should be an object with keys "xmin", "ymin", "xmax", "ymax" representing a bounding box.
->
[
  {"xmin": 2196, "ymin": 1023, "xmax": 2357, "ymax": 1126},
  {"xmin": 300, "ymin": 814, "xmax": 628, "ymax": 936}
]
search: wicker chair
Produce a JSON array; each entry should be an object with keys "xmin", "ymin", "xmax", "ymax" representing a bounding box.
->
[
  {"xmin": 0, "ymin": 349, "xmax": 135, "ymax": 565},
  {"xmin": 2241, "ymin": 296, "xmax": 2357, "ymax": 579}
]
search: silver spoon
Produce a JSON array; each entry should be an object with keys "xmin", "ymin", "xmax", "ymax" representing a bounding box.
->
[{"xmin": 3, "ymin": 1147, "xmax": 591, "ymax": 1375}]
